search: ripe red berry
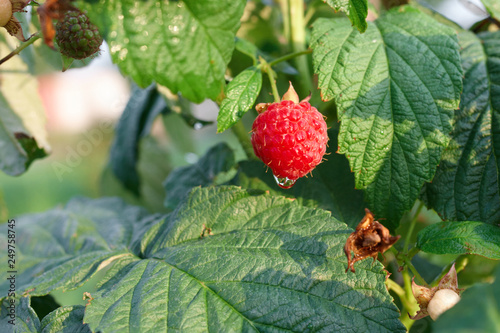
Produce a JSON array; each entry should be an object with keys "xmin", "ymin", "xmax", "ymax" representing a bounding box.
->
[{"xmin": 251, "ymin": 83, "xmax": 328, "ymax": 188}]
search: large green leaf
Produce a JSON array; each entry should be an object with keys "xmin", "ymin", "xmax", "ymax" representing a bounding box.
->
[
  {"xmin": 417, "ymin": 221, "xmax": 500, "ymax": 259},
  {"xmin": 432, "ymin": 267, "xmax": 500, "ymax": 333},
  {"xmin": 217, "ymin": 67, "xmax": 262, "ymax": 133},
  {"xmin": 0, "ymin": 297, "xmax": 39, "ymax": 333},
  {"xmin": 40, "ymin": 305, "xmax": 91, "ymax": 333},
  {"xmin": 323, "ymin": 0, "xmax": 368, "ymax": 33},
  {"xmin": 109, "ymin": 84, "xmax": 168, "ymax": 195},
  {"xmin": 163, "ymin": 142, "xmax": 237, "ymax": 210},
  {"xmin": 0, "ymin": 92, "xmax": 46, "ymax": 176},
  {"xmin": 84, "ymin": 0, "xmax": 246, "ymax": 103},
  {"xmin": 84, "ymin": 186, "xmax": 405, "ymax": 332},
  {"xmin": 237, "ymin": 129, "xmax": 366, "ymax": 228},
  {"xmin": 482, "ymin": 0, "xmax": 500, "ymax": 20},
  {"xmin": 0, "ymin": 198, "xmax": 152, "ymax": 298},
  {"xmin": 425, "ymin": 31, "xmax": 500, "ymax": 223},
  {"xmin": 311, "ymin": 6, "xmax": 463, "ymax": 228}
]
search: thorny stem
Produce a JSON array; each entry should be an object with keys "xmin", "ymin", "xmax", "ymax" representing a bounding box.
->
[
  {"xmin": 0, "ymin": 32, "xmax": 41, "ymax": 66},
  {"xmin": 231, "ymin": 121, "xmax": 257, "ymax": 160}
]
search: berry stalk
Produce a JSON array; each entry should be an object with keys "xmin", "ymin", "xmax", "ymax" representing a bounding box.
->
[{"xmin": 0, "ymin": 32, "xmax": 41, "ymax": 66}]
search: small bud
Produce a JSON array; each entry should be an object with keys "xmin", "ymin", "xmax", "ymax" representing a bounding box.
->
[
  {"xmin": 410, "ymin": 263, "xmax": 463, "ymax": 320},
  {"xmin": 427, "ymin": 289, "xmax": 460, "ymax": 320}
]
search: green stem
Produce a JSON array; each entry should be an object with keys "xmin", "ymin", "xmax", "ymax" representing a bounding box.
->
[
  {"xmin": 407, "ymin": 246, "xmax": 420, "ymax": 260},
  {"xmin": 268, "ymin": 49, "xmax": 312, "ymax": 67},
  {"xmin": 288, "ymin": 0, "xmax": 313, "ymax": 95},
  {"xmin": 401, "ymin": 269, "xmax": 418, "ymax": 330},
  {"xmin": 0, "ymin": 32, "xmax": 41, "ymax": 66},
  {"xmin": 266, "ymin": 68, "xmax": 281, "ymax": 102},
  {"xmin": 386, "ymin": 278, "xmax": 405, "ymax": 299},
  {"xmin": 303, "ymin": 1, "xmax": 318, "ymax": 27},
  {"xmin": 430, "ymin": 255, "xmax": 469, "ymax": 287},
  {"xmin": 279, "ymin": 0, "xmax": 290, "ymax": 46},
  {"xmin": 386, "ymin": 279, "xmax": 415, "ymax": 317},
  {"xmin": 403, "ymin": 201, "xmax": 424, "ymax": 252},
  {"xmin": 231, "ymin": 121, "xmax": 256, "ymax": 160},
  {"xmin": 403, "ymin": 256, "xmax": 428, "ymax": 287}
]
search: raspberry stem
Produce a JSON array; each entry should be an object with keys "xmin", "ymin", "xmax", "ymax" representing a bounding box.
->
[
  {"xmin": 403, "ymin": 201, "xmax": 424, "ymax": 253},
  {"xmin": 259, "ymin": 57, "xmax": 280, "ymax": 103},
  {"xmin": 266, "ymin": 70, "xmax": 280, "ymax": 103},
  {"xmin": 267, "ymin": 49, "xmax": 312, "ymax": 67},
  {"xmin": 0, "ymin": 31, "xmax": 41, "ymax": 66},
  {"xmin": 288, "ymin": 0, "xmax": 313, "ymax": 96}
]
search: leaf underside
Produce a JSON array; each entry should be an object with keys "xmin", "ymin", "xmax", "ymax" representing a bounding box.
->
[
  {"xmin": 110, "ymin": 84, "xmax": 168, "ymax": 195},
  {"xmin": 311, "ymin": 7, "xmax": 463, "ymax": 228},
  {"xmin": 0, "ymin": 92, "xmax": 46, "ymax": 176}
]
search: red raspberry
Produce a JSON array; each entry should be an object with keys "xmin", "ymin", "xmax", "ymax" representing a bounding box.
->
[{"xmin": 251, "ymin": 83, "xmax": 328, "ymax": 189}]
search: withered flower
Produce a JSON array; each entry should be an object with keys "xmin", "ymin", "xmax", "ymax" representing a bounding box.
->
[
  {"xmin": 344, "ymin": 208, "xmax": 400, "ymax": 273},
  {"xmin": 411, "ymin": 263, "xmax": 463, "ymax": 320},
  {"xmin": 0, "ymin": 0, "xmax": 31, "ymax": 41}
]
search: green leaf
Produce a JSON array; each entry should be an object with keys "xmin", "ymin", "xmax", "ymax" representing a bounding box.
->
[
  {"xmin": 84, "ymin": 186, "xmax": 405, "ymax": 333},
  {"xmin": 432, "ymin": 267, "xmax": 500, "ymax": 333},
  {"xmin": 0, "ymin": 92, "xmax": 46, "ymax": 176},
  {"xmin": 323, "ymin": 0, "xmax": 368, "ymax": 33},
  {"xmin": 40, "ymin": 306, "xmax": 91, "ymax": 333},
  {"xmin": 84, "ymin": 0, "xmax": 246, "ymax": 103},
  {"xmin": 0, "ymin": 297, "xmax": 39, "ymax": 332},
  {"xmin": 163, "ymin": 143, "xmax": 237, "ymax": 210},
  {"xmin": 110, "ymin": 84, "xmax": 168, "ymax": 195},
  {"xmin": 237, "ymin": 129, "xmax": 366, "ymax": 228},
  {"xmin": 311, "ymin": 7, "xmax": 463, "ymax": 228},
  {"xmin": 425, "ymin": 31, "xmax": 500, "ymax": 223},
  {"xmin": 417, "ymin": 221, "xmax": 500, "ymax": 259},
  {"xmin": 217, "ymin": 67, "xmax": 262, "ymax": 133},
  {"xmin": 234, "ymin": 37, "xmax": 259, "ymax": 65},
  {"xmin": 0, "ymin": 198, "xmax": 151, "ymax": 297},
  {"xmin": 102, "ymin": 136, "xmax": 173, "ymax": 213},
  {"xmin": 482, "ymin": 0, "xmax": 500, "ymax": 20}
]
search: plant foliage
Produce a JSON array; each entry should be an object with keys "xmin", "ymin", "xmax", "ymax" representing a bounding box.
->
[{"xmin": 1, "ymin": 1, "xmax": 500, "ymax": 332}]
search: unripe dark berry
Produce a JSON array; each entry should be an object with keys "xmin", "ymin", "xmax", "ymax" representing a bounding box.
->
[{"xmin": 55, "ymin": 10, "xmax": 103, "ymax": 59}]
